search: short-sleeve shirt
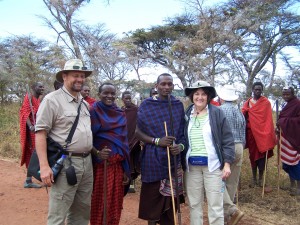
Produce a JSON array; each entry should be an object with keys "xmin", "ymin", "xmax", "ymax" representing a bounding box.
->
[{"xmin": 35, "ymin": 86, "xmax": 93, "ymax": 153}]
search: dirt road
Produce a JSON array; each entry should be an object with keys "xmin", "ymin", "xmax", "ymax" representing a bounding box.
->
[{"xmin": 0, "ymin": 158, "xmax": 285, "ymax": 225}]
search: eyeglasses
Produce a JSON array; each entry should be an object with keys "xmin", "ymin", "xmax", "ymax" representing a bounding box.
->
[{"xmin": 73, "ymin": 66, "xmax": 88, "ymax": 70}]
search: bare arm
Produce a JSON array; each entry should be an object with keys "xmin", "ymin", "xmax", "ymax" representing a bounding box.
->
[
  {"xmin": 135, "ymin": 125, "xmax": 153, "ymax": 144},
  {"xmin": 35, "ymin": 130, "xmax": 53, "ymax": 186},
  {"xmin": 135, "ymin": 125, "xmax": 175, "ymax": 148}
]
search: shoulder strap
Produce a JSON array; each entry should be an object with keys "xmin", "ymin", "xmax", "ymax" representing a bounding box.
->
[{"xmin": 64, "ymin": 99, "xmax": 83, "ymax": 148}]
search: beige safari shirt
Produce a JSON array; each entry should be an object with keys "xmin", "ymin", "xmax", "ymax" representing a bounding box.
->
[{"xmin": 35, "ymin": 86, "xmax": 93, "ymax": 153}]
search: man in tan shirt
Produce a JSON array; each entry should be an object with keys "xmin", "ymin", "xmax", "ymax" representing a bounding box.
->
[{"xmin": 35, "ymin": 59, "xmax": 93, "ymax": 225}]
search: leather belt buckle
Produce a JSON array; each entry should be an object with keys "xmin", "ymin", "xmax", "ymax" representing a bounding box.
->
[{"xmin": 82, "ymin": 152, "xmax": 90, "ymax": 157}]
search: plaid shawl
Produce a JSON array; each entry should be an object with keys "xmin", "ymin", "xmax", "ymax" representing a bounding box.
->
[
  {"xmin": 137, "ymin": 96, "xmax": 185, "ymax": 183},
  {"xmin": 278, "ymin": 97, "xmax": 300, "ymax": 152},
  {"xmin": 19, "ymin": 94, "xmax": 40, "ymax": 167},
  {"xmin": 90, "ymin": 101, "xmax": 130, "ymax": 177}
]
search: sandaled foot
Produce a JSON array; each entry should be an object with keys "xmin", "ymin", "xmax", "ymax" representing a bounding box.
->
[
  {"xmin": 249, "ymin": 180, "xmax": 257, "ymax": 188},
  {"xmin": 290, "ymin": 188, "xmax": 300, "ymax": 196},
  {"xmin": 258, "ymin": 179, "xmax": 263, "ymax": 187},
  {"xmin": 227, "ymin": 209, "xmax": 244, "ymax": 225},
  {"xmin": 24, "ymin": 182, "xmax": 42, "ymax": 188}
]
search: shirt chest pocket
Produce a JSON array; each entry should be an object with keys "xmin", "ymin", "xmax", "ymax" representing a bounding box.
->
[{"xmin": 64, "ymin": 111, "xmax": 78, "ymax": 125}]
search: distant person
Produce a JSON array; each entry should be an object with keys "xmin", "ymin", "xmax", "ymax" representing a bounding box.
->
[
  {"xmin": 210, "ymin": 98, "xmax": 221, "ymax": 106},
  {"xmin": 218, "ymin": 85, "xmax": 245, "ymax": 225},
  {"xmin": 184, "ymin": 80, "xmax": 235, "ymax": 225},
  {"xmin": 81, "ymin": 84, "xmax": 96, "ymax": 106},
  {"xmin": 149, "ymin": 87, "xmax": 158, "ymax": 98},
  {"xmin": 20, "ymin": 81, "xmax": 44, "ymax": 188},
  {"xmin": 242, "ymin": 82, "xmax": 276, "ymax": 187},
  {"xmin": 35, "ymin": 59, "xmax": 94, "ymax": 225},
  {"xmin": 277, "ymin": 87, "xmax": 300, "ymax": 196},
  {"xmin": 136, "ymin": 73, "xmax": 185, "ymax": 225},
  {"xmin": 90, "ymin": 83, "xmax": 130, "ymax": 225},
  {"xmin": 121, "ymin": 90, "xmax": 141, "ymax": 193},
  {"xmin": 53, "ymin": 80, "xmax": 63, "ymax": 90}
]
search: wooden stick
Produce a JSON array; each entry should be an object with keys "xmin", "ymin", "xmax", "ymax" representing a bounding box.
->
[
  {"xmin": 277, "ymin": 130, "xmax": 282, "ymax": 194},
  {"xmin": 103, "ymin": 159, "xmax": 107, "ymax": 225},
  {"xmin": 164, "ymin": 121, "xmax": 177, "ymax": 225},
  {"xmin": 236, "ymin": 186, "xmax": 239, "ymax": 208},
  {"xmin": 262, "ymin": 151, "xmax": 268, "ymax": 198},
  {"xmin": 167, "ymin": 95, "xmax": 181, "ymax": 225}
]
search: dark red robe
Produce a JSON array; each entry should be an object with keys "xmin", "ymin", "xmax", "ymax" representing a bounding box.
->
[
  {"xmin": 84, "ymin": 96, "xmax": 96, "ymax": 107},
  {"xmin": 19, "ymin": 94, "xmax": 40, "ymax": 168},
  {"xmin": 242, "ymin": 96, "xmax": 276, "ymax": 167}
]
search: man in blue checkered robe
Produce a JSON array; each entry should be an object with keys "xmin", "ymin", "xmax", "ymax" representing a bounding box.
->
[{"xmin": 136, "ymin": 73, "xmax": 186, "ymax": 225}]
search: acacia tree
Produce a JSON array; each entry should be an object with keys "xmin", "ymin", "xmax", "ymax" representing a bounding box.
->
[
  {"xmin": 74, "ymin": 23, "xmax": 131, "ymax": 86},
  {"xmin": 41, "ymin": 0, "xmax": 87, "ymax": 59},
  {"xmin": 222, "ymin": 0, "xmax": 300, "ymax": 96},
  {"xmin": 281, "ymin": 53, "xmax": 300, "ymax": 91},
  {"xmin": 125, "ymin": 14, "xmax": 201, "ymax": 88},
  {"xmin": 125, "ymin": 11, "xmax": 244, "ymax": 88},
  {"xmin": 113, "ymin": 37, "xmax": 151, "ymax": 81},
  {"xmin": 41, "ymin": 0, "xmax": 110, "ymax": 59},
  {"xmin": 0, "ymin": 35, "xmax": 65, "ymax": 102}
]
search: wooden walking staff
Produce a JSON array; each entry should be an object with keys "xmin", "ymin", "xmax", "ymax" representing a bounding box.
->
[
  {"xmin": 103, "ymin": 159, "xmax": 107, "ymax": 225},
  {"xmin": 262, "ymin": 151, "xmax": 269, "ymax": 198},
  {"xmin": 164, "ymin": 122, "xmax": 177, "ymax": 225},
  {"xmin": 167, "ymin": 94, "xmax": 182, "ymax": 225},
  {"xmin": 275, "ymin": 99, "xmax": 282, "ymax": 193},
  {"xmin": 277, "ymin": 131, "xmax": 282, "ymax": 194}
]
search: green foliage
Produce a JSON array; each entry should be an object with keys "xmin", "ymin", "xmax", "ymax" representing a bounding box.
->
[{"xmin": 0, "ymin": 103, "xmax": 21, "ymax": 159}]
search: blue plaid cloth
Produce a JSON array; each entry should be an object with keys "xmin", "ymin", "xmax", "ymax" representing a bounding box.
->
[
  {"xmin": 137, "ymin": 96, "xmax": 185, "ymax": 183},
  {"xmin": 220, "ymin": 102, "xmax": 246, "ymax": 144}
]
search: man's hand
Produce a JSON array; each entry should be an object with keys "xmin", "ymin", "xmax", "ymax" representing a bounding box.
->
[
  {"xmin": 40, "ymin": 165, "xmax": 54, "ymax": 187},
  {"xmin": 158, "ymin": 136, "xmax": 176, "ymax": 147},
  {"xmin": 122, "ymin": 173, "xmax": 130, "ymax": 185},
  {"xmin": 169, "ymin": 144, "xmax": 182, "ymax": 156},
  {"xmin": 97, "ymin": 146, "xmax": 111, "ymax": 160}
]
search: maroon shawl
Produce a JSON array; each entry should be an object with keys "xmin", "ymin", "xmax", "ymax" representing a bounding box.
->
[
  {"xmin": 121, "ymin": 103, "xmax": 139, "ymax": 149},
  {"xmin": 278, "ymin": 97, "xmax": 300, "ymax": 152}
]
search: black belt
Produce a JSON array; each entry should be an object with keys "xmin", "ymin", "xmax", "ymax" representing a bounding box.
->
[{"xmin": 64, "ymin": 152, "xmax": 91, "ymax": 158}]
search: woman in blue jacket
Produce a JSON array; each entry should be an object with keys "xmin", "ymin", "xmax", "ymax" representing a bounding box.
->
[{"xmin": 183, "ymin": 80, "xmax": 235, "ymax": 225}]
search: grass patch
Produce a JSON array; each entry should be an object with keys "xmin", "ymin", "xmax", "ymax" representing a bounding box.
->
[{"xmin": 0, "ymin": 103, "xmax": 21, "ymax": 160}]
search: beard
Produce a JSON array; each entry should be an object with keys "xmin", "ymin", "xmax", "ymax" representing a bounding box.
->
[{"xmin": 71, "ymin": 83, "xmax": 82, "ymax": 92}]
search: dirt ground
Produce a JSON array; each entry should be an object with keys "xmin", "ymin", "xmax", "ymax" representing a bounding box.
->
[{"xmin": 0, "ymin": 158, "xmax": 299, "ymax": 225}]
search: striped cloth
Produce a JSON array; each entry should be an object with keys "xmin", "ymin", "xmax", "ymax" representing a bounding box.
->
[
  {"xmin": 190, "ymin": 114, "xmax": 208, "ymax": 157},
  {"xmin": 90, "ymin": 155, "xmax": 124, "ymax": 225},
  {"xmin": 159, "ymin": 168, "xmax": 184, "ymax": 196},
  {"xmin": 280, "ymin": 131, "xmax": 300, "ymax": 166}
]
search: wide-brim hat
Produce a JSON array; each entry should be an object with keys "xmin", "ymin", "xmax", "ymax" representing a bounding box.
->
[
  {"xmin": 184, "ymin": 80, "xmax": 217, "ymax": 98},
  {"xmin": 217, "ymin": 85, "xmax": 239, "ymax": 101},
  {"xmin": 56, "ymin": 59, "xmax": 92, "ymax": 83}
]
